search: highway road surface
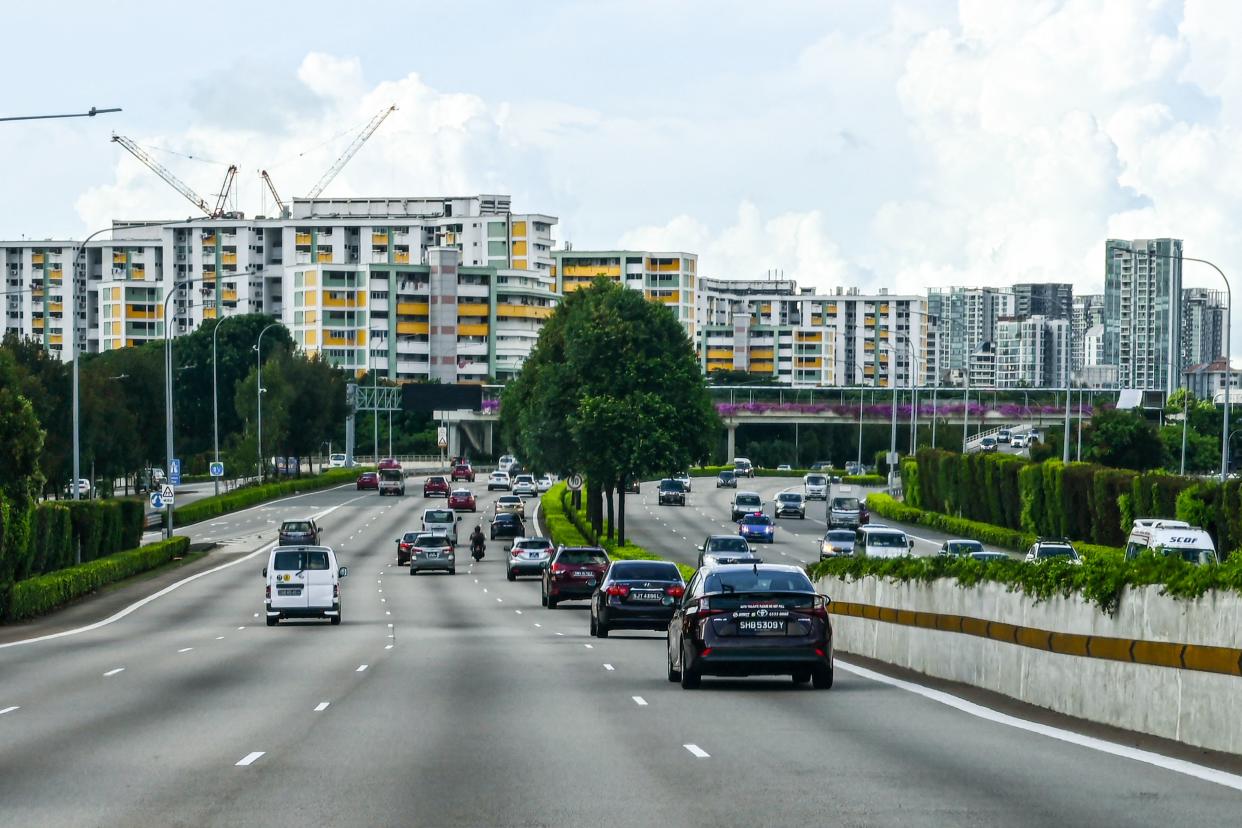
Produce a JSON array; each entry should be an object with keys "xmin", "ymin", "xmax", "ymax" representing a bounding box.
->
[{"xmin": 2, "ymin": 477, "xmax": 1240, "ymax": 826}]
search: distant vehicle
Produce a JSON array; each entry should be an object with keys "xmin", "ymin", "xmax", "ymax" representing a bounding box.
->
[
  {"xmin": 696, "ymin": 535, "xmax": 759, "ymax": 568},
  {"xmin": 263, "ymin": 545, "xmax": 347, "ymax": 625},
  {"xmin": 495, "ymin": 494, "xmax": 526, "ymax": 519},
  {"xmin": 421, "ymin": 507, "xmax": 460, "ymax": 544},
  {"xmin": 803, "ymin": 474, "xmax": 828, "ymax": 500},
  {"xmin": 809, "ymin": 461, "xmax": 833, "ymax": 471},
  {"xmin": 774, "ymin": 491, "xmax": 806, "ymax": 519},
  {"xmin": 658, "ymin": 478, "xmax": 687, "ymax": 506},
  {"xmin": 738, "ymin": 512, "xmax": 775, "ymax": 543},
  {"xmin": 776, "ymin": 464, "xmax": 792, "ymax": 472},
  {"xmin": 667, "ymin": 564, "xmax": 833, "ymax": 690},
  {"xmin": 487, "ymin": 471, "xmax": 511, "ymax": 492},
  {"xmin": 624, "ymin": 478, "xmax": 640, "ymax": 494},
  {"xmin": 512, "ymin": 474, "xmax": 537, "ymax": 497},
  {"xmin": 356, "ymin": 471, "xmax": 378, "ymax": 490},
  {"xmin": 1011, "ymin": 434, "xmax": 1028, "ymax": 449},
  {"xmin": 980, "ymin": 437, "xmax": 998, "ymax": 453},
  {"xmin": 423, "ymin": 476, "xmax": 451, "ymax": 498},
  {"xmin": 819, "ymin": 529, "xmax": 856, "ymax": 559},
  {"xmin": 378, "ymin": 468, "xmax": 405, "ymax": 496},
  {"xmin": 590, "ymin": 560, "xmax": 684, "ymax": 637},
  {"xmin": 828, "ymin": 493, "xmax": 868, "ymax": 529},
  {"xmin": 674, "ymin": 472, "xmax": 693, "ymax": 492},
  {"xmin": 65, "ymin": 478, "xmax": 93, "ymax": 498},
  {"xmin": 854, "ymin": 526, "xmax": 915, "ymax": 559},
  {"xmin": 730, "ymin": 491, "xmax": 763, "ymax": 521},
  {"xmin": 844, "ymin": 461, "xmax": 865, "ymax": 476},
  {"xmin": 407, "ymin": 532, "xmax": 456, "ymax": 576},
  {"xmin": 329, "ymin": 453, "xmax": 347, "ymax": 468},
  {"xmin": 507, "ymin": 537, "xmax": 555, "ymax": 581},
  {"xmin": 394, "ymin": 531, "xmax": 420, "ymax": 566},
  {"xmin": 498, "ymin": 455, "xmax": 518, "ymax": 473},
  {"xmin": 490, "ymin": 512, "xmax": 526, "ymax": 541},
  {"xmin": 536, "ymin": 474, "xmax": 555, "ymax": 493},
  {"xmin": 450, "ymin": 463, "xmax": 476, "ymax": 483},
  {"xmin": 997, "ymin": 429, "xmax": 1011, "ymax": 444},
  {"xmin": 149, "ymin": 467, "xmax": 166, "ymax": 483},
  {"xmin": 938, "ymin": 539, "xmax": 986, "ymax": 558},
  {"xmin": 716, "ymin": 470, "xmax": 737, "ymax": 489},
  {"xmin": 732, "ymin": 457, "xmax": 755, "ymax": 478},
  {"xmin": 1124, "ymin": 520, "xmax": 1217, "ymax": 565},
  {"xmin": 1024, "ymin": 538, "xmax": 1082, "ymax": 565},
  {"xmin": 377, "ymin": 458, "xmax": 401, "ymax": 471},
  {"xmin": 971, "ymin": 551, "xmax": 1010, "ymax": 562},
  {"xmin": 447, "ymin": 489, "xmax": 477, "ymax": 512},
  {"xmin": 542, "ymin": 546, "xmax": 609, "ymax": 608},
  {"xmin": 278, "ymin": 518, "xmax": 321, "ymax": 546}
]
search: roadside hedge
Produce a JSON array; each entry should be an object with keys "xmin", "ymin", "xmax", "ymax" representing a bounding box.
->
[
  {"xmin": 174, "ymin": 467, "xmax": 368, "ymax": 526},
  {"xmin": 812, "ymin": 544, "xmax": 1242, "ymax": 615},
  {"xmin": 4, "ymin": 536, "xmax": 191, "ymax": 622}
]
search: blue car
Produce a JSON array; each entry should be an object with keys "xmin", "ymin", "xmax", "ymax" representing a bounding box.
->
[{"xmin": 737, "ymin": 513, "xmax": 775, "ymax": 543}]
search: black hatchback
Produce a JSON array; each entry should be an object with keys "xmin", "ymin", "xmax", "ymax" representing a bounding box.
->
[
  {"xmin": 667, "ymin": 564, "xmax": 833, "ymax": 690},
  {"xmin": 590, "ymin": 560, "xmax": 685, "ymax": 637},
  {"xmin": 490, "ymin": 512, "xmax": 526, "ymax": 540},
  {"xmin": 278, "ymin": 518, "xmax": 320, "ymax": 546}
]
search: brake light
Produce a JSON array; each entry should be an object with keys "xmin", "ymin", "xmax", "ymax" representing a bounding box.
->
[
  {"xmin": 666, "ymin": 585, "xmax": 685, "ymax": 598},
  {"xmin": 333, "ymin": 584, "xmax": 340, "ymax": 598},
  {"xmin": 793, "ymin": 595, "xmax": 830, "ymax": 620},
  {"xmin": 605, "ymin": 584, "xmax": 630, "ymax": 597},
  {"xmin": 265, "ymin": 586, "xmax": 271, "ymax": 599}
]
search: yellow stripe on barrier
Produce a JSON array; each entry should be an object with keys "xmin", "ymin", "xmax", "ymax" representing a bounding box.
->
[{"xmin": 828, "ymin": 600, "xmax": 1242, "ymax": 678}]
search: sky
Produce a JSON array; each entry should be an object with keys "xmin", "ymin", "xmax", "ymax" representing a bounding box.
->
[{"xmin": 3, "ymin": 0, "xmax": 1242, "ymax": 343}]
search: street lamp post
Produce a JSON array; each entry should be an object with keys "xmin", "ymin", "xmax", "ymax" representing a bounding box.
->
[
  {"xmin": 162, "ymin": 282, "xmax": 188, "ymax": 539},
  {"xmin": 211, "ymin": 316, "xmax": 237, "ymax": 497},
  {"xmin": 255, "ymin": 323, "xmax": 280, "ymax": 482}
]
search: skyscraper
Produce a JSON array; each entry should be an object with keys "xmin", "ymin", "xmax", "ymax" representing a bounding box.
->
[
  {"xmin": 926, "ymin": 286, "xmax": 1014, "ymax": 383},
  {"xmin": 1013, "ymin": 283, "xmax": 1073, "ymax": 320},
  {"xmin": 1181, "ymin": 287, "xmax": 1226, "ymax": 373},
  {"xmin": 1104, "ymin": 238, "xmax": 1183, "ymax": 393}
]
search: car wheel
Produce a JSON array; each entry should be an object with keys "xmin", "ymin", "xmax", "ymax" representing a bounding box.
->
[
  {"xmin": 680, "ymin": 661, "xmax": 701, "ymax": 689},
  {"xmin": 450, "ymin": 568, "xmax": 456, "ymax": 575},
  {"xmin": 589, "ymin": 613, "xmax": 598, "ymax": 637},
  {"xmin": 596, "ymin": 622, "xmax": 609, "ymax": 638},
  {"xmin": 266, "ymin": 615, "xmax": 277, "ymax": 627},
  {"xmin": 792, "ymin": 669, "xmax": 811, "ymax": 684},
  {"xmin": 540, "ymin": 583, "xmax": 548, "ymax": 606},
  {"xmin": 812, "ymin": 664, "xmax": 834, "ymax": 689},
  {"xmin": 667, "ymin": 644, "xmax": 681, "ymax": 683},
  {"xmin": 547, "ymin": 593, "xmax": 558, "ymax": 609},
  {"xmin": 331, "ymin": 614, "xmax": 342, "ymax": 626},
  {"xmin": 507, "ymin": 569, "xmax": 516, "ymax": 582},
  {"xmin": 409, "ymin": 567, "xmax": 417, "ymax": 576}
]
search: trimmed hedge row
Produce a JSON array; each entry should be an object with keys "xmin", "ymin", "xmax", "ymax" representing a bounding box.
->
[
  {"xmin": 866, "ymin": 493, "xmax": 1123, "ymax": 560},
  {"xmin": 812, "ymin": 542, "xmax": 1242, "ymax": 615},
  {"xmin": 4, "ymin": 536, "xmax": 191, "ymax": 621},
  {"xmin": 173, "ymin": 467, "xmax": 369, "ymax": 526},
  {"xmin": 1, "ymin": 496, "xmax": 146, "ymax": 594}
]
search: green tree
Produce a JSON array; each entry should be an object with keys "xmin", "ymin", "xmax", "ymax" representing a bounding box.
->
[
  {"xmin": 0, "ymin": 349, "xmax": 46, "ymax": 502},
  {"xmin": 1082, "ymin": 408, "xmax": 1167, "ymax": 471}
]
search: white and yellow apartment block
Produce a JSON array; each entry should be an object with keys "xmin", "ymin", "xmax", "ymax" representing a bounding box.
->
[{"xmin": 551, "ymin": 249, "xmax": 697, "ymax": 339}]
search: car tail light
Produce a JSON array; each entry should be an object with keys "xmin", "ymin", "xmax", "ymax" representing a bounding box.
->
[
  {"xmin": 815, "ymin": 648, "xmax": 826, "ymax": 658},
  {"xmin": 794, "ymin": 595, "xmax": 830, "ymax": 620},
  {"xmin": 605, "ymin": 584, "xmax": 630, "ymax": 597},
  {"xmin": 265, "ymin": 586, "xmax": 271, "ymax": 599},
  {"xmin": 333, "ymin": 584, "xmax": 340, "ymax": 598},
  {"xmin": 666, "ymin": 585, "xmax": 685, "ymax": 598},
  {"xmin": 512, "ymin": 547, "xmax": 522, "ymax": 556}
]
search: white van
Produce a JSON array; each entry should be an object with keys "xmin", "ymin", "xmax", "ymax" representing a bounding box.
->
[
  {"xmin": 422, "ymin": 506, "xmax": 461, "ymax": 544},
  {"xmin": 803, "ymin": 473, "xmax": 828, "ymax": 500},
  {"xmin": 1124, "ymin": 520, "xmax": 1218, "ymax": 565},
  {"xmin": 854, "ymin": 525, "xmax": 916, "ymax": 559},
  {"xmin": 264, "ymin": 545, "xmax": 348, "ymax": 626},
  {"xmin": 329, "ymin": 453, "xmax": 347, "ymax": 468}
]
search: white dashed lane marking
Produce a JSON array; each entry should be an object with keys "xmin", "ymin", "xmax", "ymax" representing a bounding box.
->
[
  {"xmin": 103, "ymin": 668, "xmax": 125, "ymax": 677},
  {"xmin": 356, "ymin": 664, "xmax": 368, "ymax": 672},
  {"xmin": 0, "ymin": 706, "xmax": 19, "ymax": 716},
  {"xmin": 633, "ymin": 696, "xmax": 648, "ymax": 706},
  {"xmin": 604, "ymin": 664, "xmax": 615, "ymax": 671},
  {"xmin": 235, "ymin": 751, "xmax": 265, "ymax": 766},
  {"xmin": 177, "ymin": 648, "xmax": 193, "ymax": 654},
  {"xmin": 314, "ymin": 702, "xmax": 330, "ymax": 712},
  {"xmin": 684, "ymin": 744, "xmax": 710, "ymax": 758}
]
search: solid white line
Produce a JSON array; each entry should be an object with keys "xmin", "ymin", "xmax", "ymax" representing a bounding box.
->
[
  {"xmin": 235, "ymin": 751, "xmax": 265, "ymax": 766},
  {"xmin": 0, "ymin": 494, "xmax": 368, "ymax": 650},
  {"xmin": 314, "ymin": 702, "xmax": 330, "ymax": 712},
  {"xmin": 684, "ymin": 744, "xmax": 710, "ymax": 758},
  {"xmin": 177, "ymin": 647, "xmax": 193, "ymax": 653},
  {"xmin": 603, "ymin": 664, "xmax": 615, "ymax": 671},
  {"xmin": 103, "ymin": 667, "xmax": 125, "ymax": 677},
  {"xmin": 0, "ymin": 706, "xmax": 20, "ymax": 716},
  {"xmin": 835, "ymin": 660, "xmax": 1242, "ymax": 792},
  {"xmin": 356, "ymin": 664, "xmax": 368, "ymax": 672},
  {"xmin": 633, "ymin": 696, "xmax": 648, "ymax": 706}
]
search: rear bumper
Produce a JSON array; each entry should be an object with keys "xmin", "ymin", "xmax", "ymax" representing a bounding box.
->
[
  {"xmin": 658, "ymin": 497, "xmax": 685, "ymax": 505},
  {"xmin": 411, "ymin": 557, "xmax": 455, "ymax": 571},
  {"xmin": 548, "ymin": 582, "xmax": 599, "ymax": 599},
  {"xmin": 508, "ymin": 561, "xmax": 546, "ymax": 575},
  {"xmin": 689, "ymin": 643, "xmax": 832, "ymax": 676},
  {"xmin": 599, "ymin": 606, "xmax": 675, "ymax": 628},
  {"xmin": 266, "ymin": 602, "xmax": 340, "ymax": 618}
]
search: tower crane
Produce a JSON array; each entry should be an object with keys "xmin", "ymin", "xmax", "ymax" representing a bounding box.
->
[
  {"xmin": 111, "ymin": 134, "xmax": 238, "ymax": 218},
  {"xmin": 305, "ymin": 104, "xmax": 397, "ymax": 198}
]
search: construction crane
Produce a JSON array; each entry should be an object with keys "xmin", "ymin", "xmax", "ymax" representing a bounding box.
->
[
  {"xmin": 306, "ymin": 104, "xmax": 397, "ymax": 199},
  {"xmin": 260, "ymin": 170, "xmax": 287, "ymax": 216},
  {"xmin": 111, "ymin": 134, "xmax": 238, "ymax": 218}
]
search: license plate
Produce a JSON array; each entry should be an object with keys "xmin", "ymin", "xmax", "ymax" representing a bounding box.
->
[
  {"xmin": 572, "ymin": 571, "xmax": 596, "ymax": 578},
  {"xmin": 737, "ymin": 619, "xmax": 786, "ymax": 634},
  {"xmin": 427, "ymin": 552, "xmax": 439, "ymax": 558},
  {"xmin": 277, "ymin": 588, "xmax": 301, "ymax": 596},
  {"xmin": 630, "ymin": 591, "xmax": 663, "ymax": 602}
]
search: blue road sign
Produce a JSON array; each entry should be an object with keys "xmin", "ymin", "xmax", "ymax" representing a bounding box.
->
[
  {"xmin": 170, "ymin": 458, "xmax": 182, "ymax": 485},
  {"xmin": 150, "ymin": 492, "xmax": 164, "ymax": 509},
  {"xmin": 209, "ymin": 461, "xmax": 224, "ymax": 478}
]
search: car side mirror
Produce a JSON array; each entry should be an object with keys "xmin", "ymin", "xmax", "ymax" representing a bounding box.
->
[
  {"xmin": 696, "ymin": 545, "xmax": 704, "ymax": 552},
  {"xmin": 457, "ymin": 516, "xmax": 462, "ymax": 522},
  {"xmin": 339, "ymin": 566, "xmax": 348, "ymax": 578},
  {"xmin": 908, "ymin": 538, "xmax": 915, "ymax": 549},
  {"xmin": 262, "ymin": 567, "xmax": 267, "ymax": 577}
]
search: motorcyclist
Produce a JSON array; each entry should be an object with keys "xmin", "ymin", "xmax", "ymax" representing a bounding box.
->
[{"xmin": 469, "ymin": 525, "xmax": 486, "ymax": 553}]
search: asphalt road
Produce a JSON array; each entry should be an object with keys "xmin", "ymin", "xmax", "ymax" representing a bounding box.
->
[{"xmin": 2, "ymin": 477, "xmax": 1240, "ymax": 826}]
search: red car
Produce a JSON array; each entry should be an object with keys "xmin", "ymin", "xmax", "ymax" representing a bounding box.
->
[
  {"xmin": 450, "ymin": 463, "xmax": 475, "ymax": 482},
  {"xmin": 448, "ymin": 488, "xmax": 477, "ymax": 511},
  {"xmin": 542, "ymin": 546, "xmax": 611, "ymax": 609},
  {"xmin": 394, "ymin": 531, "xmax": 419, "ymax": 566},
  {"xmin": 378, "ymin": 458, "xmax": 402, "ymax": 471},
  {"xmin": 423, "ymin": 475, "xmax": 450, "ymax": 498},
  {"xmin": 356, "ymin": 472, "xmax": 379, "ymax": 490}
]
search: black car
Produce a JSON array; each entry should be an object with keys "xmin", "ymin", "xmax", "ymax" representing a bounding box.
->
[
  {"xmin": 490, "ymin": 512, "xmax": 526, "ymax": 540},
  {"xmin": 278, "ymin": 518, "xmax": 320, "ymax": 546},
  {"xmin": 543, "ymin": 545, "xmax": 610, "ymax": 608},
  {"xmin": 667, "ymin": 564, "xmax": 833, "ymax": 690},
  {"xmin": 590, "ymin": 560, "xmax": 685, "ymax": 637},
  {"xmin": 658, "ymin": 478, "xmax": 686, "ymax": 506},
  {"xmin": 625, "ymin": 478, "xmax": 640, "ymax": 494},
  {"xmin": 716, "ymin": 470, "xmax": 737, "ymax": 489}
]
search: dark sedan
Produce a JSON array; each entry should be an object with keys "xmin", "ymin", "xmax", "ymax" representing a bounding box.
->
[
  {"xmin": 657, "ymin": 478, "xmax": 686, "ymax": 506},
  {"xmin": 490, "ymin": 512, "xmax": 526, "ymax": 541},
  {"xmin": 590, "ymin": 560, "xmax": 685, "ymax": 637},
  {"xmin": 356, "ymin": 472, "xmax": 379, "ymax": 490},
  {"xmin": 667, "ymin": 564, "xmax": 833, "ymax": 690},
  {"xmin": 542, "ymin": 546, "xmax": 609, "ymax": 608},
  {"xmin": 716, "ymin": 470, "xmax": 737, "ymax": 488}
]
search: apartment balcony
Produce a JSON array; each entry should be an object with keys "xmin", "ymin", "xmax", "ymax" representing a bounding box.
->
[
  {"xmin": 457, "ymin": 302, "xmax": 489, "ymax": 317},
  {"xmin": 394, "ymin": 251, "xmax": 410, "ymax": 264},
  {"xmin": 396, "ymin": 321, "xmax": 429, "ymax": 335},
  {"xmin": 295, "ymin": 232, "xmax": 312, "ymax": 246},
  {"xmin": 317, "ymin": 251, "xmax": 333, "ymax": 264},
  {"xmin": 31, "ymin": 253, "xmax": 45, "ymax": 265},
  {"xmin": 202, "ymin": 234, "xmax": 217, "ymax": 246},
  {"xmin": 112, "ymin": 253, "xmax": 126, "ymax": 265},
  {"xmin": 396, "ymin": 302, "xmax": 429, "ymax": 316},
  {"xmin": 458, "ymin": 323, "xmax": 489, "ymax": 337},
  {"xmin": 223, "ymin": 290, "xmax": 238, "ymax": 303},
  {"xmin": 323, "ymin": 292, "xmax": 363, "ymax": 309},
  {"xmin": 496, "ymin": 303, "xmax": 552, "ymax": 320},
  {"xmin": 222, "ymin": 252, "xmax": 238, "ymax": 265},
  {"xmin": 372, "ymin": 232, "xmax": 388, "ymax": 245}
]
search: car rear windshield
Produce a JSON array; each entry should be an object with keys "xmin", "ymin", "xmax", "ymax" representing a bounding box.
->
[
  {"xmin": 826, "ymin": 530, "xmax": 855, "ymax": 543},
  {"xmin": 832, "ymin": 498, "xmax": 861, "ymax": 510},
  {"xmin": 741, "ymin": 514, "xmax": 773, "ymax": 526},
  {"xmin": 281, "ymin": 521, "xmax": 312, "ymax": 533},
  {"xmin": 455, "ymin": 465, "xmax": 470, "ymax": 471},
  {"xmin": 660, "ymin": 480, "xmax": 685, "ymax": 491},
  {"xmin": 611, "ymin": 562, "xmax": 681, "ymax": 581},
  {"xmin": 515, "ymin": 539, "xmax": 551, "ymax": 550},
  {"xmin": 425, "ymin": 510, "xmax": 454, "ymax": 522},
  {"xmin": 736, "ymin": 494, "xmax": 761, "ymax": 506},
  {"xmin": 427, "ymin": 476, "xmax": 447, "ymax": 484},
  {"xmin": 805, "ymin": 475, "xmax": 826, "ymax": 485},
  {"xmin": 380, "ymin": 470, "xmax": 403, "ymax": 481},
  {"xmin": 778, "ymin": 493, "xmax": 802, "ymax": 502},
  {"xmin": 273, "ymin": 550, "xmax": 329, "ymax": 570},
  {"xmin": 1038, "ymin": 546, "xmax": 1077, "ymax": 558},
  {"xmin": 704, "ymin": 569, "xmax": 814, "ymax": 594},
  {"xmin": 867, "ymin": 532, "xmax": 908, "ymax": 547},
  {"xmin": 708, "ymin": 537, "xmax": 750, "ymax": 552},
  {"xmin": 416, "ymin": 534, "xmax": 451, "ymax": 547},
  {"xmin": 402, "ymin": 532, "xmax": 420, "ymax": 542},
  {"xmin": 945, "ymin": 541, "xmax": 983, "ymax": 555},
  {"xmin": 557, "ymin": 548, "xmax": 608, "ymax": 565}
]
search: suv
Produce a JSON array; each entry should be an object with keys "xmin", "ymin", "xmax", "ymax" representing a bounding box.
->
[
  {"xmin": 487, "ymin": 471, "xmax": 511, "ymax": 491},
  {"xmin": 542, "ymin": 546, "xmax": 610, "ymax": 608},
  {"xmin": 696, "ymin": 535, "xmax": 759, "ymax": 568},
  {"xmin": 278, "ymin": 518, "xmax": 321, "ymax": 546},
  {"xmin": 774, "ymin": 491, "xmax": 806, "ymax": 519},
  {"xmin": 730, "ymin": 491, "xmax": 763, "ymax": 521},
  {"xmin": 658, "ymin": 478, "xmax": 687, "ymax": 506},
  {"xmin": 512, "ymin": 474, "xmax": 537, "ymax": 497},
  {"xmin": 450, "ymin": 463, "xmax": 475, "ymax": 482},
  {"xmin": 809, "ymin": 461, "xmax": 833, "ymax": 471},
  {"xmin": 674, "ymin": 472, "xmax": 693, "ymax": 493},
  {"xmin": 498, "ymin": 455, "xmax": 517, "ymax": 473},
  {"xmin": 980, "ymin": 437, "xmax": 998, "ymax": 453},
  {"xmin": 716, "ymin": 470, "xmax": 737, "ymax": 489},
  {"xmin": 828, "ymin": 493, "xmax": 868, "ymax": 528},
  {"xmin": 1024, "ymin": 538, "xmax": 1083, "ymax": 565},
  {"xmin": 507, "ymin": 537, "xmax": 555, "ymax": 581},
  {"xmin": 423, "ymin": 476, "xmax": 451, "ymax": 498},
  {"xmin": 732, "ymin": 457, "xmax": 755, "ymax": 478},
  {"xmin": 407, "ymin": 532, "xmax": 457, "ymax": 576},
  {"xmin": 855, "ymin": 525, "xmax": 914, "ymax": 558}
]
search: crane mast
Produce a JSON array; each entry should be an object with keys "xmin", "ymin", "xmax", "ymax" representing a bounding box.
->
[
  {"xmin": 306, "ymin": 104, "xmax": 397, "ymax": 199},
  {"xmin": 260, "ymin": 170, "xmax": 287, "ymax": 216},
  {"xmin": 111, "ymin": 134, "xmax": 238, "ymax": 218}
]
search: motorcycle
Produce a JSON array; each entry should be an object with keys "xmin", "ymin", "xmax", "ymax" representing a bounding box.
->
[{"xmin": 470, "ymin": 538, "xmax": 486, "ymax": 561}]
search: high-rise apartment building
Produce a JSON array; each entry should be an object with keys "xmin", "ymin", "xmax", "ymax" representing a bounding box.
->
[
  {"xmin": 1104, "ymin": 238, "xmax": 1183, "ymax": 393},
  {"xmin": 552, "ymin": 249, "xmax": 697, "ymax": 339},
  {"xmin": 1071, "ymin": 293, "xmax": 1105, "ymax": 371},
  {"xmin": 926, "ymin": 286, "xmax": 1014, "ymax": 382},
  {"xmin": 1013, "ymin": 283, "xmax": 1073, "ymax": 320},
  {"xmin": 995, "ymin": 315, "xmax": 1070, "ymax": 388},
  {"xmin": 1180, "ymin": 287, "xmax": 1225, "ymax": 373}
]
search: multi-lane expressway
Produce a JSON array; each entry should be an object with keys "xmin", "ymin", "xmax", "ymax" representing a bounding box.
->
[{"xmin": 2, "ymin": 476, "xmax": 1240, "ymax": 826}]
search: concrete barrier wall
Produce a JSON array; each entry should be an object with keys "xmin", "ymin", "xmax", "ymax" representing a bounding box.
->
[{"xmin": 818, "ymin": 575, "xmax": 1242, "ymax": 755}]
